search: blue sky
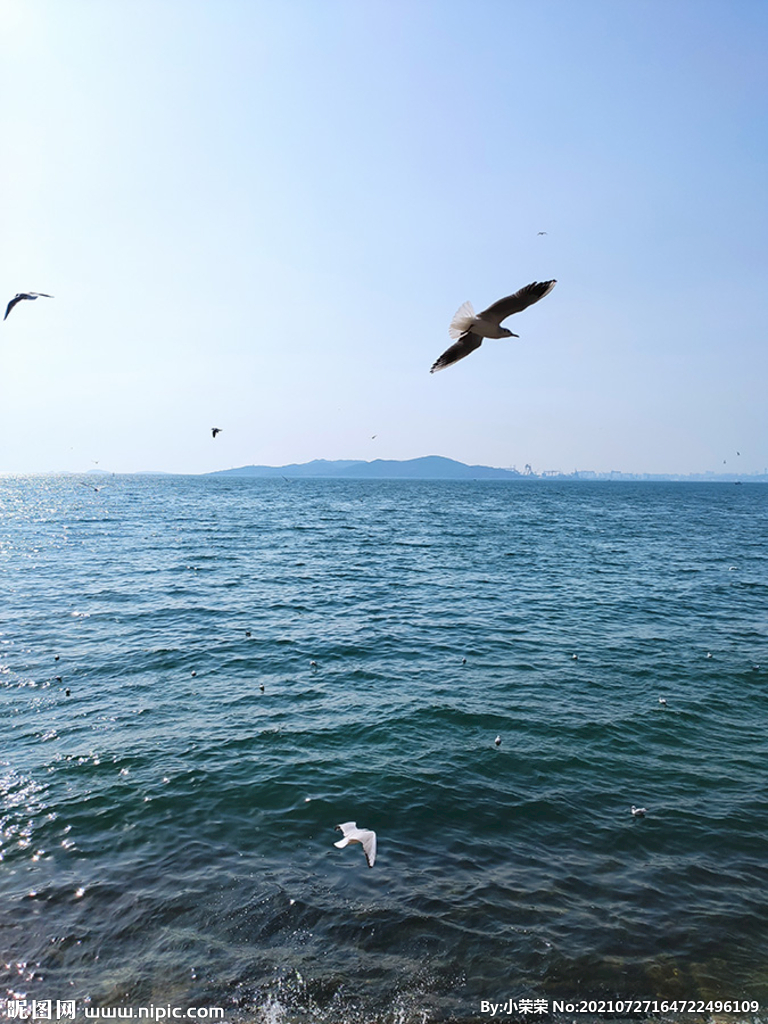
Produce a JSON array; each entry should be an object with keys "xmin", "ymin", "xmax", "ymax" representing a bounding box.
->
[{"xmin": 1, "ymin": 0, "xmax": 766, "ymax": 475}]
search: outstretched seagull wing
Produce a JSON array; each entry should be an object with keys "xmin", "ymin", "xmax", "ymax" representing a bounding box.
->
[
  {"xmin": 430, "ymin": 331, "xmax": 483, "ymax": 373},
  {"xmin": 334, "ymin": 821, "xmax": 358, "ymax": 846},
  {"xmin": 4, "ymin": 297, "xmax": 22, "ymax": 320},
  {"xmin": 478, "ymin": 280, "xmax": 556, "ymax": 327},
  {"xmin": 359, "ymin": 828, "xmax": 377, "ymax": 868}
]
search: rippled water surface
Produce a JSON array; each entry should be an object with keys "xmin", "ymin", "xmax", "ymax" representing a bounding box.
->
[{"xmin": 1, "ymin": 475, "xmax": 767, "ymax": 1022}]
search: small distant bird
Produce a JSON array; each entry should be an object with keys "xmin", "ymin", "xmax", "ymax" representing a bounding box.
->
[
  {"xmin": 658, "ymin": 698, "xmax": 667, "ymax": 706},
  {"xmin": 4, "ymin": 292, "xmax": 53, "ymax": 320},
  {"xmin": 630, "ymin": 805, "xmax": 647, "ymax": 817},
  {"xmin": 211, "ymin": 427, "xmax": 222, "ymax": 439},
  {"xmin": 334, "ymin": 821, "xmax": 377, "ymax": 868},
  {"xmin": 310, "ymin": 660, "xmax": 317, "ymax": 669},
  {"xmin": 494, "ymin": 735, "xmax": 501, "ymax": 747},
  {"xmin": 430, "ymin": 280, "xmax": 556, "ymax": 373},
  {"xmin": 537, "ymin": 231, "xmax": 548, "ymax": 235}
]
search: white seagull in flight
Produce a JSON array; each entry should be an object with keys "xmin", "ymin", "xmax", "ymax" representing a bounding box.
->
[
  {"xmin": 334, "ymin": 821, "xmax": 377, "ymax": 868},
  {"xmin": 4, "ymin": 292, "xmax": 54, "ymax": 321},
  {"xmin": 430, "ymin": 280, "xmax": 556, "ymax": 373}
]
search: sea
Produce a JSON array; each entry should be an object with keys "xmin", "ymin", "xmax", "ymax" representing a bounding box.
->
[{"xmin": 1, "ymin": 475, "xmax": 767, "ymax": 1024}]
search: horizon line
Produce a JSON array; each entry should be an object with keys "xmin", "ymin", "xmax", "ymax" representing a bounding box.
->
[{"xmin": 2, "ymin": 453, "xmax": 767, "ymax": 483}]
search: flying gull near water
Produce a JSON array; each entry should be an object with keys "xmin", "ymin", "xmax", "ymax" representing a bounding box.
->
[
  {"xmin": 334, "ymin": 821, "xmax": 377, "ymax": 868},
  {"xmin": 211, "ymin": 427, "xmax": 222, "ymax": 438},
  {"xmin": 430, "ymin": 280, "xmax": 556, "ymax": 373},
  {"xmin": 4, "ymin": 292, "xmax": 54, "ymax": 320}
]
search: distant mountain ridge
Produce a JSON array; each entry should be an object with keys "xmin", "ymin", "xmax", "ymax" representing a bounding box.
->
[
  {"xmin": 208, "ymin": 456, "xmax": 521, "ymax": 480},
  {"xmin": 206, "ymin": 456, "xmax": 768, "ymax": 482}
]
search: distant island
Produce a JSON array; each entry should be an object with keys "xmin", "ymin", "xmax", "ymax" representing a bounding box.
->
[
  {"xmin": 207, "ymin": 456, "xmax": 768, "ymax": 482},
  {"xmin": 208, "ymin": 456, "xmax": 515, "ymax": 480}
]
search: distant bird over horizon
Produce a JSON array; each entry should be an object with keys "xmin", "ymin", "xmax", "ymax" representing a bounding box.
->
[
  {"xmin": 537, "ymin": 231, "xmax": 548, "ymax": 235},
  {"xmin": 334, "ymin": 821, "xmax": 377, "ymax": 868},
  {"xmin": 211, "ymin": 427, "xmax": 222, "ymax": 438},
  {"xmin": 430, "ymin": 280, "xmax": 556, "ymax": 373},
  {"xmin": 4, "ymin": 292, "xmax": 54, "ymax": 320}
]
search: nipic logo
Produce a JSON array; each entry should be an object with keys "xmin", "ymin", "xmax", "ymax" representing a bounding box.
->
[{"xmin": 3, "ymin": 1004, "xmax": 225, "ymax": 1021}]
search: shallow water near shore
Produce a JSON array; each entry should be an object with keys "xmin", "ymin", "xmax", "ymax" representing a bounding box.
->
[{"xmin": 2, "ymin": 475, "xmax": 768, "ymax": 1022}]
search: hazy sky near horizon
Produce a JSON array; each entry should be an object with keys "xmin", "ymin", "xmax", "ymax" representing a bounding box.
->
[{"xmin": 1, "ymin": 0, "xmax": 766, "ymax": 476}]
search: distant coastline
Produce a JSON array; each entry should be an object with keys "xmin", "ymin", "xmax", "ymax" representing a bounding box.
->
[
  {"xmin": 206, "ymin": 455, "xmax": 768, "ymax": 483},
  {"xmin": 8, "ymin": 455, "xmax": 765, "ymax": 480}
]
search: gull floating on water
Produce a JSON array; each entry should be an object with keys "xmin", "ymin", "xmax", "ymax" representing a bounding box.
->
[
  {"xmin": 430, "ymin": 280, "xmax": 556, "ymax": 373},
  {"xmin": 334, "ymin": 821, "xmax": 377, "ymax": 868},
  {"xmin": 4, "ymin": 292, "xmax": 54, "ymax": 320},
  {"xmin": 630, "ymin": 805, "xmax": 647, "ymax": 817}
]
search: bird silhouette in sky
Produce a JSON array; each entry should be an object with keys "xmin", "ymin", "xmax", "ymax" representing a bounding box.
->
[{"xmin": 4, "ymin": 292, "xmax": 54, "ymax": 320}]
